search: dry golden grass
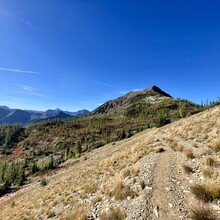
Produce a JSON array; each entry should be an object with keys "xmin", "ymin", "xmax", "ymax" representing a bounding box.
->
[
  {"xmin": 190, "ymin": 203, "xmax": 217, "ymax": 220},
  {"xmin": 92, "ymin": 194, "xmax": 102, "ymax": 205},
  {"xmin": 170, "ymin": 141, "xmax": 183, "ymax": 152},
  {"xmin": 192, "ymin": 142, "xmax": 199, "ymax": 148},
  {"xmin": 112, "ymin": 178, "xmax": 135, "ymax": 200},
  {"xmin": 61, "ymin": 205, "xmax": 88, "ymax": 220},
  {"xmin": 140, "ymin": 179, "xmax": 146, "ymax": 189},
  {"xmin": 202, "ymin": 167, "xmax": 214, "ymax": 178},
  {"xmin": 1, "ymin": 106, "xmax": 220, "ymax": 219},
  {"xmin": 122, "ymin": 169, "xmax": 130, "ymax": 178},
  {"xmin": 155, "ymin": 147, "xmax": 165, "ymax": 153},
  {"xmin": 100, "ymin": 207, "xmax": 125, "ymax": 220},
  {"xmin": 184, "ymin": 148, "xmax": 195, "ymax": 159},
  {"xmin": 190, "ymin": 182, "xmax": 220, "ymax": 202},
  {"xmin": 209, "ymin": 138, "xmax": 220, "ymax": 152},
  {"xmin": 182, "ymin": 164, "xmax": 193, "ymax": 174},
  {"xmin": 131, "ymin": 165, "xmax": 139, "ymax": 177},
  {"xmin": 206, "ymin": 157, "xmax": 218, "ymax": 168}
]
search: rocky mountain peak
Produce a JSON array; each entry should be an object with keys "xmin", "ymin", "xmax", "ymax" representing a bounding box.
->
[
  {"xmin": 91, "ymin": 85, "xmax": 172, "ymax": 115},
  {"xmin": 146, "ymin": 85, "xmax": 172, "ymax": 98}
]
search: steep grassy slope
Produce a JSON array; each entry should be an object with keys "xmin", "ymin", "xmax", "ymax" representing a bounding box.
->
[
  {"xmin": 0, "ymin": 105, "xmax": 220, "ymax": 219},
  {"xmin": 0, "ymin": 90, "xmax": 202, "ymax": 196}
]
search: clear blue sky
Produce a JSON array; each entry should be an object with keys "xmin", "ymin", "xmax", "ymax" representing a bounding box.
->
[{"xmin": 0, "ymin": 0, "xmax": 220, "ymax": 111}]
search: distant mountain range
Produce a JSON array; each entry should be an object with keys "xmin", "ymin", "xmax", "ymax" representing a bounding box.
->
[{"xmin": 0, "ymin": 106, "xmax": 90, "ymax": 125}]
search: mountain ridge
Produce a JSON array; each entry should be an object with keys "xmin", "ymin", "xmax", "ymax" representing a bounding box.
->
[
  {"xmin": 91, "ymin": 85, "xmax": 172, "ymax": 115},
  {"xmin": 0, "ymin": 106, "xmax": 90, "ymax": 125}
]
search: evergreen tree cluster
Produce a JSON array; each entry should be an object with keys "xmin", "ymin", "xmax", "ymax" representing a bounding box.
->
[
  {"xmin": 0, "ymin": 160, "xmax": 25, "ymax": 195},
  {"xmin": 0, "ymin": 125, "xmax": 24, "ymax": 155}
]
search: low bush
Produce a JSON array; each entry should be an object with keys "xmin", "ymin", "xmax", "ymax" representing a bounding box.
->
[{"xmin": 40, "ymin": 178, "xmax": 48, "ymax": 186}]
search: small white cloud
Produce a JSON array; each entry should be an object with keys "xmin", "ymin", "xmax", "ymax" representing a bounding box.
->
[
  {"xmin": 20, "ymin": 85, "xmax": 43, "ymax": 97},
  {"xmin": 118, "ymin": 88, "xmax": 142, "ymax": 95},
  {"xmin": 0, "ymin": 67, "xmax": 40, "ymax": 74},
  {"xmin": 22, "ymin": 85, "xmax": 34, "ymax": 92}
]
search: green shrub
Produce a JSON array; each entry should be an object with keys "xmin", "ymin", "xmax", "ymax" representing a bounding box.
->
[
  {"xmin": 65, "ymin": 194, "xmax": 72, "ymax": 201},
  {"xmin": 40, "ymin": 178, "xmax": 48, "ymax": 186}
]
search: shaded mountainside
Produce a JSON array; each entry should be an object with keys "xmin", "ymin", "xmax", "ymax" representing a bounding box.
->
[
  {"xmin": 0, "ymin": 107, "xmax": 90, "ymax": 125},
  {"xmin": 0, "ymin": 108, "xmax": 10, "ymax": 119},
  {"xmin": 91, "ymin": 85, "xmax": 172, "ymax": 115}
]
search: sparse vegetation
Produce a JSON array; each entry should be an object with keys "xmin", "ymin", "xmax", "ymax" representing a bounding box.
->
[
  {"xmin": 206, "ymin": 157, "xmax": 218, "ymax": 167},
  {"xmin": 202, "ymin": 168, "xmax": 213, "ymax": 178},
  {"xmin": 68, "ymin": 205, "xmax": 87, "ymax": 220},
  {"xmin": 0, "ymin": 96, "xmax": 220, "ymax": 219},
  {"xmin": 100, "ymin": 207, "xmax": 125, "ymax": 220},
  {"xmin": 112, "ymin": 179, "xmax": 135, "ymax": 200},
  {"xmin": 131, "ymin": 165, "xmax": 139, "ymax": 177},
  {"xmin": 40, "ymin": 178, "xmax": 48, "ymax": 187},
  {"xmin": 140, "ymin": 179, "xmax": 146, "ymax": 189},
  {"xmin": 92, "ymin": 194, "xmax": 102, "ymax": 205},
  {"xmin": 65, "ymin": 194, "xmax": 72, "ymax": 201},
  {"xmin": 170, "ymin": 141, "xmax": 183, "ymax": 152},
  {"xmin": 185, "ymin": 148, "xmax": 195, "ymax": 159},
  {"xmin": 122, "ymin": 169, "xmax": 130, "ymax": 178},
  {"xmin": 209, "ymin": 139, "xmax": 220, "ymax": 152},
  {"xmin": 190, "ymin": 203, "xmax": 217, "ymax": 220},
  {"xmin": 182, "ymin": 164, "xmax": 193, "ymax": 174},
  {"xmin": 190, "ymin": 182, "xmax": 220, "ymax": 202},
  {"xmin": 155, "ymin": 147, "xmax": 165, "ymax": 153}
]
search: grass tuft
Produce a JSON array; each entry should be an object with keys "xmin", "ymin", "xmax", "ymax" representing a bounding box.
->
[
  {"xmin": 155, "ymin": 147, "xmax": 165, "ymax": 153},
  {"xmin": 40, "ymin": 178, "xmax": 48, "ymax": 186},
  {"xmin": 100, "ymin": 207, "xmax": 125, "ymax": 220},
  {"xmin": 185, "ymin": 148, "xmax": 195, "ymax": 159},
  {"xmin": 182, "ymin": 164, "xmax": 193, "ymax": 174},
  {"xmin": 112, "ymin": 179, "xmax": 135, "ymax": 200},
  {"xmin": 206, "ymin": 157, "xmax": 218, "ymax": 168},
  {"xmin": 140, "ymin": 179, "xmax": 146, "ymax": 189},
  {"xmin": 202, "ymin": 168, "xmax": 213, "ymax": 178},
  {"xmin": 190, "ymin": 203, "xmax": 217, "ymax": 220},
  {"xmin": 131, "ymin": 165, "xmax": 139, "ymax": 177},
  {"xmin": 190, "ymin": 182, "xmax": 220, "ymax": 202},
  {"xmin": 210, "ymin": 139, "xmax": 220, "ymax": 152}
]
